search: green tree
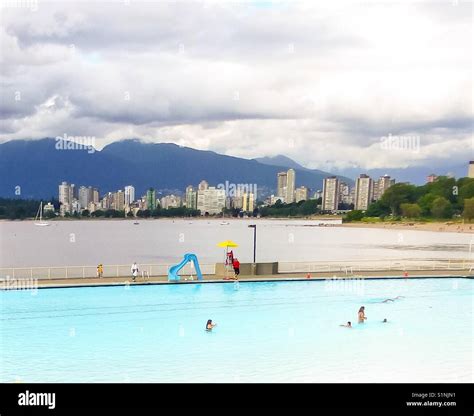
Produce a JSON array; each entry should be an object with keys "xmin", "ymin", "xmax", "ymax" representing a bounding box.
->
[
  {"xmin": 151, "ymin": 207, "xmax": 162, "ymax": 217},
  {"xmin": 365, "ymin": 201, "xmax": 390, "ymax": 217},
  {"xmin": 422, "ymin": 176, "xmax": 457, "ymax": 202},
  {"xmin": 417, "ymin": 193, "xmax": 437, "ymax": 216},
  {"xmin": 137, "ymin": 209, "xmax": 151, "ymax": 218},
  {"xmin": 44, "ymin": 210, "xmax": 56, "ymax": 219},
  {"xmin": 81, "ymin": 209, "xmax": 90, "ymax": 217},
  {"xmin": 344, "ymin": 210, "xmax": 364, "ymax": 222},
  {"xmin": 299, "ymin": 200, "xmax": 318, "ymax": 216},
  {"xmin": 379, "ymin": 183, "xmax": 417, "ymax": 215},
  {"xmin": 431, "ymin": 197, "xmax": 452, "ymax": 219},
  {"xmin": 400, "ymin": 203, "xmax": 421, "ymax": 218},
  {"xmin": 459, "ymin": 180, "xmax": 474, "ymax": 202},
  {"xmin": 463, "ymin": 198, "xmax": 474, "ymax": 221}
]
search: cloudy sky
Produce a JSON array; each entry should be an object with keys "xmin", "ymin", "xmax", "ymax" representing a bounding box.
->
[{"xmin": 1, "ymin": 0, "xmax": 472, "ymax": 172}]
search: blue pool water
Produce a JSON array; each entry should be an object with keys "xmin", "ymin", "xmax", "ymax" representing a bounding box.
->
[{"xmin": 1, "ymin": 278, "xmax": 472, "ymax": 383}]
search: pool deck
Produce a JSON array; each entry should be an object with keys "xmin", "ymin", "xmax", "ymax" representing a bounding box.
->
[{"xmin": 9, "ymin": 269, "xmax": 472, "ymax": 289}]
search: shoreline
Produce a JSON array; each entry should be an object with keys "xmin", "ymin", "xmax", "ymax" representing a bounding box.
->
[
  {"xmin": 339, "ymin": 221, "xmax": 474, "ymax": 234},
  {"xmin": 1, "ymin": 217, "xmax": 472, "ymax": 233}
]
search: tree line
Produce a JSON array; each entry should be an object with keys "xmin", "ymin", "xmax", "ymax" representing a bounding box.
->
[{"xmin": 345, "ymin": 176, "xmax": 474, "ymax": 222}]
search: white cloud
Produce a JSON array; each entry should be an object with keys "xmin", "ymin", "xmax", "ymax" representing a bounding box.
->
[{"xmin": 0, "ymin": 0, "xmax": 472, "ymax": 171}]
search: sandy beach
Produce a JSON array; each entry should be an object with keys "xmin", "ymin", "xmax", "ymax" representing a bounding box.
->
[{"xmin": 339, "ymin": 221, "xmax": 474, "ymax": 233}]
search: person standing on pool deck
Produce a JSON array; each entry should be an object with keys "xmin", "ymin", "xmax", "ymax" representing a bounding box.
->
[
  {"xmin": 131, "ymin": 262, "xmax": 139, "ymax": 282},
  {"xmin": 206, "ymin": 319, "xmax": 217, "ymax": 331},
  {"xmin": 232, "ymin": 258, "xmax": 240, "ymax": 279},
  {"xmin": 358, "ymin": 306, "xmax": 367, "ymax": 323}
]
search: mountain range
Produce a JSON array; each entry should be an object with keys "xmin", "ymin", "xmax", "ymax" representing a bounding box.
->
[
  {"xmin": 255, "ymin": 155, "xmax": 469, "ymax": 185},
  {"xmin": 0, "ymin": 138, "xmax": 352, "ymax": 199}
]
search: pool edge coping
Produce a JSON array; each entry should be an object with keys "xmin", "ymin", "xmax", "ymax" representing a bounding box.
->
[{"xmin": 2, "ymin": 274, "xmax": 472, "ymax": 290}]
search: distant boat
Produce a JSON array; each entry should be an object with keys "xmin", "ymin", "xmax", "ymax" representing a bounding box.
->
[
  {"xmin": 133, "ymin": 221, "xmax": 140, "ymax": 225},
  {"xmin": 220, "ymin": 221, "xmax": 230, "ymax": 225},
  {"xmin": 34, "ymin": 202, "xmax": 50, "ymax": 226}
]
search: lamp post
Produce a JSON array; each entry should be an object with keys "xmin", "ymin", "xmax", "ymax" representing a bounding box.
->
[{"xmin": 248, "ymin": 224, "xmax": 257, "ymax": 264}]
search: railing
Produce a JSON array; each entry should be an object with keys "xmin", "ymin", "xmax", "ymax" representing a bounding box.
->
[
  {"xmin": 0, "ymin": 263, "xmax": 216, "ymax": 281},
  {"xmin": 0, "ymin": 259, "xmax": 472, "ymax": 282}
]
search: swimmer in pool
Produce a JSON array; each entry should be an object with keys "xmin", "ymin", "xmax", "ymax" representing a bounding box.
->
[
  {"xmin": 358, "ymin": 306, "xmax": 367, "ymax": 323},
  {"xmin": 206, "ymin": 319, "xmax": 217, "ymax": 331},
  {"xmin": 381, "ymin": 296, "xmax": 405, "ymax": 303},
  {"xmin": 339, "ymin": 321, "xmax": 352, "ymax": 328},
  {"xmin": 382, "ymin": 318, "xmax": 388, "ymax": 323}
]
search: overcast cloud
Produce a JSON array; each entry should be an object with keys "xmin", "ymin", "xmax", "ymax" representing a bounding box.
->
[{"xmin": 0, "ymin": 0, "xmax": 472, "ymax": 171}]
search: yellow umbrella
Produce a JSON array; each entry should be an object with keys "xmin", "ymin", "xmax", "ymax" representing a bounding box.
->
[
  {"xmin": 217, "ymin": 240, "xmax": 239, "ymax": 248},
  {"xmin": 217, "ymin": 240, "xmax": 238, "ymax": 278}
]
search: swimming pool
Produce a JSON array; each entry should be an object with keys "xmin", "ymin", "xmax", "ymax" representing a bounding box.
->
[{"xmin": 1, "ymin": 278, "xmax": 472, "ymax": 382}]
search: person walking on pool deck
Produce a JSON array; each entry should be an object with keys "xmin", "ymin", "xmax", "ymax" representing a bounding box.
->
[
  {"xmin": 206, "ymin": 319, "xmax": 217, "ymax": 331},
  {"xmin": 97, "ymin": 264, "xmax": 103, "ymax": 278},
  {"xmin": 358, "ymin": 306, "xmax": 367, "ymax": 323},
  {"xmin": 232, "ymin": 258, "xmax": 240, "ymax": 279},
  {"xmin": 131, "ymin": 262, "xmax": 139, "ymax": 282}
]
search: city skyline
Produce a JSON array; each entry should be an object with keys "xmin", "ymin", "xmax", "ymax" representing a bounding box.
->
[
  {"xmin": 55, "ymin": 167, "xmax": 401, "ymax": 216},
  {"xmin": 54, "ymin": 157, "xmax": 474, "ymax": 216}
]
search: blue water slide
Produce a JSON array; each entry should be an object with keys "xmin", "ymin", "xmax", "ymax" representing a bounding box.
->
[{"xmin": 168, "ymin": 253, "xmax": 203, "ymax": 281}]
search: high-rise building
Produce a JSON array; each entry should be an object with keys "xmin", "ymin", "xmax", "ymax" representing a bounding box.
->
[
  {"xmin": 338, "ymin": 182, "xmax": 352, "ymax": 205},
  {"xmin": 242, "ymin": 193, "xmax": 255, "ymax": 212},
  {"xmin": 427, "ymin": 174, "xmax": 438, "ymax": 183},
  {"xmin": 276, "ymin": 169, "xmax": 296, "ymax": 203},
  {"xmin": 124, "ymin": 185, "xmax": 135, "ymax": 206},
  {"xmin": 137, "ymin": 197, "xmax": 147, "ymax": 211},
  {"xmin": 43, "ymin": 202, "xmax": 55, "ymax": 214},
  {"xmin": 185, "ymin": 185, "xmax": 198, "ymax": 209},
  {"xmin": 286, "ymin": 169, "xmax": 296, "ymax": 203},
  {"xmin": 197, "ymin": 187, "xmax": 226, "ymax": 215},
  {"xmin": 78, "ymin": 186, "xmax": 93, "ymax": 209},
  {"xmin": 71, "ymin": 199, "xmax": 80, "ymax": 214},
  {"xmin": 59, "ymin": 181, "xmax": 75, "ymax": 216},
  {"xmin": 313, "ymin": 190, "xmax": 323, "ymax": 200},
  {"xmin": 277, "ymin": 172, "xmax": 288, "ymax": 200},
  {"xmin": 71, "ymin": 184, "xmax": 78, "ymax": 200},
  {"xmin": 469, "ymin": 161, "xmax": 474, "ymax": 178},
  {"xmin": 295, "ymin": 186, "xmax": 309, "ymax": 202},
  {"xmin": 160, "ymin": 194, "xmax": 182, "ymax": 209},
  {"xmin": 322, "ymin": 177, "xmax": 340, "ymax": 211},
  {"xmin": 146, "ymin": 188, "xmax": 157, "ymax": 211},
  {"xmin": 92, "ymin": 188, "xmax": 99, "ymax": 204},
  {"xmin": 114, "ymin": 190, "xmax": 125, "ymax": 211},
  {"xmin": 248, "ymin": 193, "xmax": 255, "ymax": 212},
  {"xmin": 355, "ymin": 174, "xmax": 373, "ymax": 210},
  {"xmin": 87, "ymin": 201, "xmax": 99, "ymax": 213},
  {"xmin": 198, "ymin": 180, "xmax": 209, "ymax": 191},
  {"xmin": 232, "ymin": 196, "xmax": 244, "ymax": 209},
  {"xmin": 374, "ymin": 175, "xmax": 394, "ymax": 200},
  {"xmin": 59, "ymin": 181, "xmax": 73, "ymax": 205}
]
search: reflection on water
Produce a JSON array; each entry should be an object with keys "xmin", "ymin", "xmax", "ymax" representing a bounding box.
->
[{"xmin": 375, "ymin": 244, "xmax": 470, "ymax": 252}]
